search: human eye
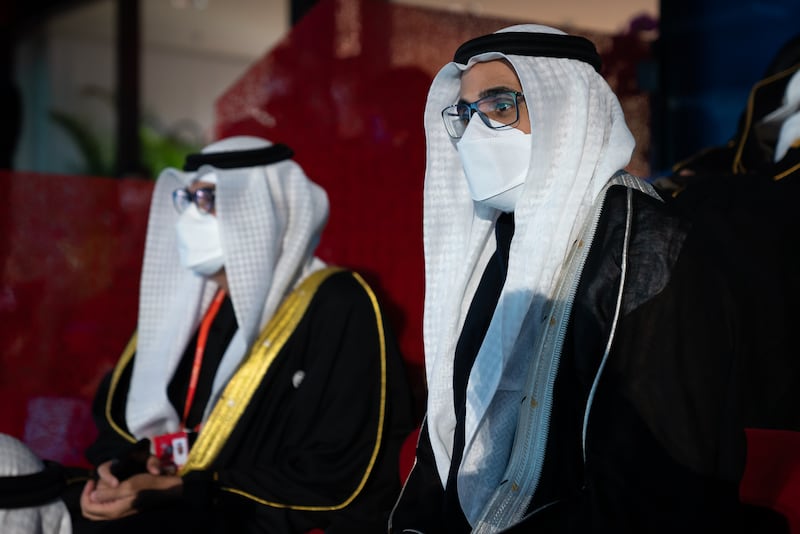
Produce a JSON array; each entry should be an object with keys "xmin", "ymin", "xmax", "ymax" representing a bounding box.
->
[
  {"xmin": 195, "ymin": 188, "xmax": 216, "ymax": 213},
  {"xmin": 451, "ymin": 103, "xmax": 471, "ymax": 125},
  {"xmin": 172, "ymin": 188, "xmax": 191, "ymax": 213},
  {"xmin": 478, "ymin": 94, "xmax": 516, "ymax": 122},
  {"xmin": 491, "ymin": 94, "xmax": 515, "ymax": 113}
]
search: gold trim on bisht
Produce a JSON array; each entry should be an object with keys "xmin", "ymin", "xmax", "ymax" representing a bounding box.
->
[
  {"xmin": 184, "ymin": 268, "xmax": 388, "ymax": 511},
  {"xmin": 105, "ymin": 333, "xmax": 138, "ymax": 444}
]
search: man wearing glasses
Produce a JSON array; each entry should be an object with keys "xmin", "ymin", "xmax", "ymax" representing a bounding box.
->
[
  {"xmin": 73, "ymin": 136, "xmax": 415, "ymax": 533},
  {"xmin": 391, "ymin": 24, "xmax": 751, "ymax": 533}
]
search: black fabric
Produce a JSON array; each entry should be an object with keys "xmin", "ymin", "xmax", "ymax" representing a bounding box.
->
[
  {"xmin": 453, "ymin": 32, "xmax": 602, "ymax": 72},
  {"xmin": 167, "ymin": 294, "xmax": 237, "ymax": 430},
  {"xmin": 657, "ymin": 47, "xmax": 800, "ymax": 449},
  {"xmin": 656, "ymin": 48, "xmax": 800, "ymax": 460},
  {"xmin": 68, "ymin": 497, "xmax": 216, "ymax": 534},
  {"xmin": 661, "ymin": 168, "xmax": 800, "ymax": 434},
  {"xmin": 76, "ymin": 271, "xmax": 416, "ymax": 534},
  {"xmin": 84, "ymin": 296, "xmax": 238, "ymax": 465},
  {"xmin": 391, "ymin": 185, "xmax": 787, "ymax": 533},
  {"xmin": 0, "ymin": 461, "xmax": 67, "ymax": 509},
  {"xmin": 183, "ymin": 143, "xmax": 294, "ymax": 171},
  {"xmin": 389, "ymin": 419, "xmax": 445, "ymax": 532},
  {"xmin": 442, "ymin": 212, "xmax": 514, "ymax": 531},
  {"xmin": 517, "ymin": 186, "xmax": 749, "ymax": 533}
]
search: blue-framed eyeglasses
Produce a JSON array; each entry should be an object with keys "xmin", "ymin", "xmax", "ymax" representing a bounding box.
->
[
  {"xmin": 441, "ymin": 91, "xmax": 525, "ymax": 139},
  {"xmin": 172, "ymin": 187, "xmax": 215, "ymax": 214}
]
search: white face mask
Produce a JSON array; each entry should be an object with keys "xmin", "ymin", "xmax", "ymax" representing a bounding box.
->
[
  {"xmin": 457, "ymin": 115, "xmax": 531, "ymax": 212},
  {"xmin": 175, "ymin": 203, "xmax": 224, "ymax": 276}
]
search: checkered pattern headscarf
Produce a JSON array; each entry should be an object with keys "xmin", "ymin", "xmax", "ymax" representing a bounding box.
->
[
  {"xmin": 127, "ymin": 136, "xmax": 329, "ymax": 439},
  {"xmin": 0, "ymin": 434, "xmax": 71, "ymax": 533},
  {"xmin": 422, "ymin": 25, "xmax": 635, "ymax": 523}
]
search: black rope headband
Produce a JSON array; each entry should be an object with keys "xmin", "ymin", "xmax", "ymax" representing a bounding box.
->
[
  {"xmin": 453, "ymin": 31, "xmax": 602, "ymax": 73},
  {"xmin": 0, "ymin": 461, "xmax": 67, "ymax": 509},
  {"xmin": 183, "ymin": 143, "xmax": 294, "ymax": 171}
]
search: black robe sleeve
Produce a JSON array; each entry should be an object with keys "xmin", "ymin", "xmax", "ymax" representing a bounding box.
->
[
  {"xmin": 85, "ymin": 360, "xmax": 139, "ymax": 465},
  {"xmin": 389, "ymin": 419, "xmax": 447, "ymax": 533},
  {"xmin": 570, "ymin": 218, "xmax": 747, "ymax": 533},
  {"xmin": 514, "ymin": 187, "xmax": 759, "ymax": 533}
]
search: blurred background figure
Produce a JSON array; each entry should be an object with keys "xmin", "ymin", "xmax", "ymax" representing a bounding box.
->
[
  {"xmin": 653, "ymin": 32, "xmax": 800, "ymax": 533},
  {"xmin": 656, "ymin": 32, "xmax": 800, "ymax": 187},
  {"xmin": 652, "ymin": 34, "xmax": 800, "ymax": 426}
]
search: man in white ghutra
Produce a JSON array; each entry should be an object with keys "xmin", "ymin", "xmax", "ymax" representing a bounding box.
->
[{"xmin": 391, "ymin": 24, "xmax": 756, "ymax": 534}]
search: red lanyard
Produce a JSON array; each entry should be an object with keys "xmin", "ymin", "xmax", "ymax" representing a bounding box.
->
[{"xmin": 181, "ymin": 289, "xmax": 227, "ymax": 429}]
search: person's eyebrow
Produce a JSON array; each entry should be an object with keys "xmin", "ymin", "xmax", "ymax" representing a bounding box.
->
[
  {"xmin": 189, "ymin": 179, "xmax": 216, "ymax": 191},
  {"xmin": 480, "ymin": 85, "xmax": 517, "ymax": 98},
  {"xmin": 458, "ymin": 85, "xmax": 518, "ymax": 104}
]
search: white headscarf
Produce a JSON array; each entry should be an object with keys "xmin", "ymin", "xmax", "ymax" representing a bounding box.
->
[
  {"xmin": 127, "ymin": 136, "xmax": 329, "ymax": 439},
  {"xmin": 422, "ymin": 24, "xmax": 635, "ymax": 523},
  {"xmin": 760, "ymin": 68, "xmax": 800, "ymax": 162},
  {"xmin": 0, "ymin": 434, "xmax": 71, "ymax": 534}
]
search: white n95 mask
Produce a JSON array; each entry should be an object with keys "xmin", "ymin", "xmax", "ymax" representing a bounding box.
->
[
  {"xmin": 457, "ymin": 115, "xmax": 531, "ymax": 212},
  {"xmin": 175, "ymin": 203, "xmax": 224, "ymax": 276}
]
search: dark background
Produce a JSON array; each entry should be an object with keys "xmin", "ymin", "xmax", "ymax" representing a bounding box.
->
[{"xmin": 4, "ymin": 0, "xmax": 800, "ymax": 175}]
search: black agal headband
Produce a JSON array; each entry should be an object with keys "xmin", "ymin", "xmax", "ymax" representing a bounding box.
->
[
  {"xmin": 454, "ymin": 31, "xmax": 602, "ymax": 73},
  {"xmin": 0, "ymin": 461, "xmax": 66, "ymax": 509},
  {"xmin": 183, "ymin": 143, "xmax": 294, "ymax": 172}
]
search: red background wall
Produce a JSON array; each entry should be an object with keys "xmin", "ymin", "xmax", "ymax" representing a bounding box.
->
[{"xmin": 0, "ymin": 171, "xmax": 152, "ymax": 465}]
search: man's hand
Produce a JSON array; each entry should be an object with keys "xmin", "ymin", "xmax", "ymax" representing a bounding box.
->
[{"xmin": 80, "ymin": 457, "xmax": 182, "ymax": 521}]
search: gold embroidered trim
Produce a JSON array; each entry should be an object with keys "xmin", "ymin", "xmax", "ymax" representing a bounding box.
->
[
  {"xmin": 181, "ymin": 267, "xmax": 342, "ymax": 473},
  {"xmin": 105, "ymin": 333, "xmax": 138, "ymax": 444},
  {"xmin": 181, "ymin": 269, "xmax": 388, "ymax": 511},
  {"xmin": 774, "ymin": 159, "xmax": 800, "ymax": 181}
]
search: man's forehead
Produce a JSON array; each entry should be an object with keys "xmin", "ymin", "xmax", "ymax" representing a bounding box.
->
[
  {"xmin": 459, "ymin": 61, "xmax": 522, "ymax": 99},
  {"xmin": 190, "ymin": 171, "xmax": 218, "ymax": 187}
]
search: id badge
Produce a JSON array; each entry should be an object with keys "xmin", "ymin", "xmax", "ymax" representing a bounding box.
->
[{"xmin": 153, "ymin": 431, "xmax": 190, "ymax": 469}]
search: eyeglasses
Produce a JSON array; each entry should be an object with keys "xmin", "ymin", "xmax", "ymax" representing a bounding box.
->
[
  {"xmin": 172, "ymin": 187, "xmax": 215, "ymax": 214},
  {"xmin": 441, "ymin": 91, "xmax": 525, "ymax": 139}
]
